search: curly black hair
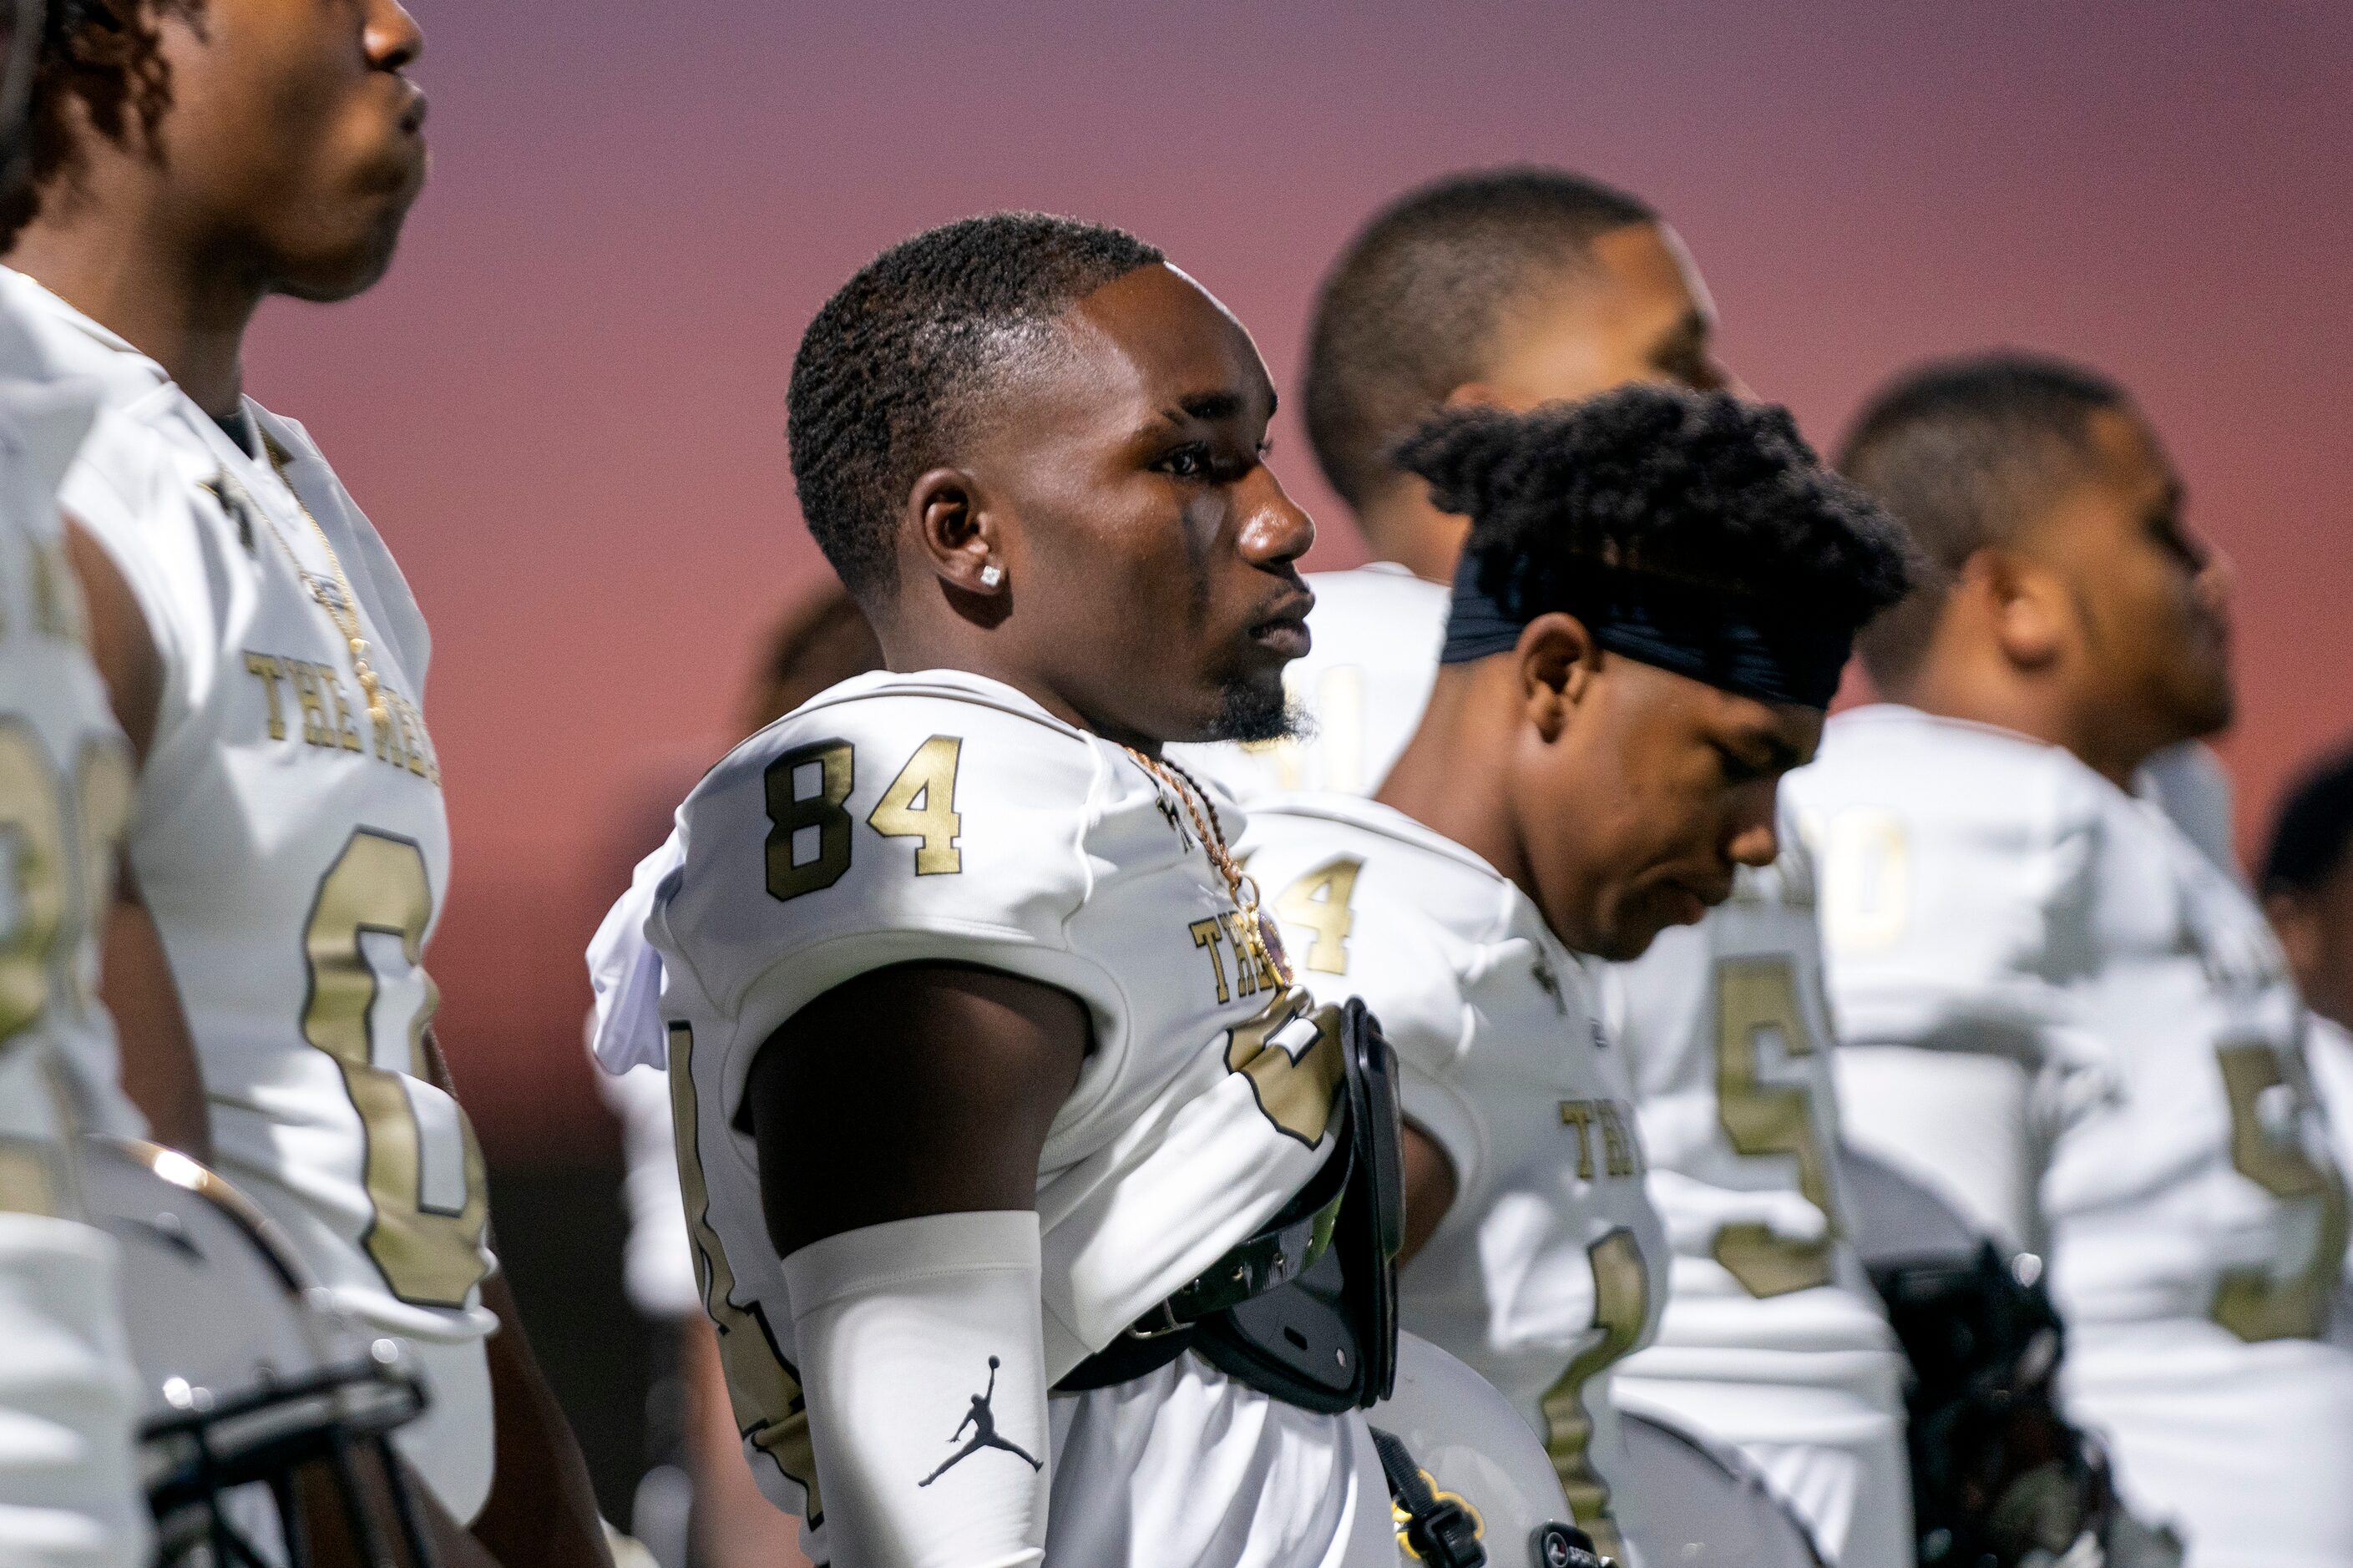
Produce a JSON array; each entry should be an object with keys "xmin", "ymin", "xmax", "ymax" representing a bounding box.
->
[
  {"xmin": 1303, "ymin": 166, "xmax": 1656, "ymax": 514},
  {"xmin": 1837, "ymin": 352, "xmax": 2128, "ymax": 692},
  {"xmin": 1398, "ymin": 385, "xmax": 1912, "ymax": 649},
  {"xmin": 2264, "ymin": 743, "xmax": 2353, "ymax": 898},
  {"xmin": 785, "ymin": 212, "xmax": 1165, "ymax": 597},
  {"xmin": 0, "ymin": 0, "xmax": 184, "ymax": 246}
]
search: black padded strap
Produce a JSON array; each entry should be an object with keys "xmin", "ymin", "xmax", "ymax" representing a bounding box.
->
[{"xmin": 1370, "ymin": 1425, "xmax": 1486, "ymax": 1568}]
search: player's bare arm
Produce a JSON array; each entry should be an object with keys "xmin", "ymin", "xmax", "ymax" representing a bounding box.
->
[
  {"xmin": 64, "ymin": 514, "xmax": 213, "ymax": 1160},
  {"xmin": 748, "ymin": 964, "xmax": 1088, "ymax": 1257}
]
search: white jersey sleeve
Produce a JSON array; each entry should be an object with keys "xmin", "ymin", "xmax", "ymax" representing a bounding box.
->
[
  {"xmin": 1243, "ymin": 796, "xmax": 1667, "ymax": 1563},
  {"xmin": 1169, "ymin": 563, "xmax": 1447, "ymax": 802},
  {"xmin": 1791, "ymin": 705, "xmax": 2353, "ymax": 1561},
  {"xmin": 646, "ymin": 672, "xmax": 1387, "ymax": 1562},
  {"xmin": 1602, "ymin": 832, "xmax": 1912, "ymax": 1568},
  {"xmin": 0, "ymin": 360, "xmax": 152, "ymax": 1567}
]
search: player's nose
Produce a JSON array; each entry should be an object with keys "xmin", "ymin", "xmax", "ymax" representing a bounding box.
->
[{"xmin": 1235, "ymin": 467, "xmax": 1314, "ymax": 570}]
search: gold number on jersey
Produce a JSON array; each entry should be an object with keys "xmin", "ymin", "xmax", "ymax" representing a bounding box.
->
[
  {"xmin": 1537, "ymin": 1228, "xmax": 1650, "ymax": 1562},
  {"xmin": 1226, "ymin": 989, "xmax": 1346, "ymax": 1146},
  {"xmin": 1272, "ymin": 857, "xmax": 1363, "ymax": 976},
  {"xmin": 0, "ymin": 723, "xmax": 68, "ymax": 1042},
  {"xmin": 866, "ymin": 736, "xmax": 963, "ymax": 875},
  {"xmin": 2211, "ymin": 1043, "xmax": 2352, "ymax": 1343},
  {"xmin": 1817, "ymin": 808, "xmax": 1910, "ymax": 953},
  {"xmin": 302, "ymin": 830, "xmax": 488, "ymax": 1308},
  {"xmin": 0, "ymin": 723, "xmax": 124, "ymax": 1220},
  {"xmin": 765, "ymin": 740, "xmax": 853, "ymax": 901},
  {"xmin": 1713, "ymin": 956, "xmax": 1839, "ymax": 1296},
  {"xmin": 668, "ymin": 1024, "xmax": 824, "ymax": 1519},
  {"xmin": 0, "ymin": 723, "xmax": 129, "ymax": 1049}
]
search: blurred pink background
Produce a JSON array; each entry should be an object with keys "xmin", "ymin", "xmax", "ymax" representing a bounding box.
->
[{"xmin": 240, "ymin": 2, "xmax": 2353, "ymax": 1159}]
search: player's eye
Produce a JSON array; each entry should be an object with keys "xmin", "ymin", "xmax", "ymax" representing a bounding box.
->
[{"xmin": 1157, "ymin": 444, "xmax": 1211, "ymax": 480}]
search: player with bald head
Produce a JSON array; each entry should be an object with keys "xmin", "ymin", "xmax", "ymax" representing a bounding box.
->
[
  {"xmin": 1791, "ymin": 352, "xmax": 2351, "ymax": 1566},
  {"xmin": 592, "ymin": 212, "xmax": 1593, "ymax": 1568}
]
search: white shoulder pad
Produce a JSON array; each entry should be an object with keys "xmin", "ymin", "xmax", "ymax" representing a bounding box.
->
[
  {"xmin": 1789, "ymin": 709, "xmax": 2103, "ymax": 1062},
  {"xmin": 652, "ymin": 675, "xmax": 1109, "ymax": 1090}
]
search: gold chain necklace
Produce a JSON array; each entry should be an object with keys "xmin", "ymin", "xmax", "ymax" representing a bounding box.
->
[
  {"xmin": 1121, "ymin": 746, "xmax": 1293, "ymax": 989},
  {"xmin": 244, "ymin": 432, "xmax": 388, "ymax": 729}
]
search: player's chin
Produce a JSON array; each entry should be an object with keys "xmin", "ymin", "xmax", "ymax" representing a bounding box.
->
[{"xmin": 1192, "ymin": 668, "xmax": 1295, "ymax": 746}]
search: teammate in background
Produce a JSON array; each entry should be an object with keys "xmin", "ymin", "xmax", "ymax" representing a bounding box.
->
[
  {"xmin": 1791, "ymin": 352, "xmax": 2353, "ymax": 1566},
  {"xmin": 1188, "ymin": 166, "xmax": 1918, "ymax": 1563},
  {"xmin": 590, "ymin": 211, "xmax": 1559, "ymax": 1568},
  {"xmin": 596, "ymin": 579, "xmax": 876, "ymax": 1568},
  {"xmin": 1171, "ymin": 165, "xmax": 1729, "ymax": 798},
  {"xmin": 0, "ymin": 3, "xmax": 148, "ymax": 1549},
  {"xmin": 0, "ymin": 1, "xmax": 607, "ymax": 1560},
  {"xmin": 2259, "ymin": 745, "xmax": 2353, "ymax": 1275},
  {"xmin": 2264, "ymin": 746, "xmax": 2353, "ymax": 1035},
  {"xmin": 1245, "ymin": 387, "xmax": 1912, "ymax": 1558}
]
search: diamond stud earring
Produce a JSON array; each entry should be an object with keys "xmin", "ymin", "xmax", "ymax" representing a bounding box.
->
[{"xmin": 979, "ymin": 564, "xmax": 1004, "ymax": 589}]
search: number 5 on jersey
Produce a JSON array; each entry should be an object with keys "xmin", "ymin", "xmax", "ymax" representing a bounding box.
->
[{"xmin": 765, "ymin": 736, "xmax": 964, "ymax": 901}]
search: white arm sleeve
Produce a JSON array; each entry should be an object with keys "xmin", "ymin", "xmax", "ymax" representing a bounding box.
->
[
  {"xmin": 1834, "ymin": 1043, "xmax": 2037, "ymax": 1250},
  {"xmin": 783, "ymin": 1211, "xmax": 1050, "ymax": 1568}
]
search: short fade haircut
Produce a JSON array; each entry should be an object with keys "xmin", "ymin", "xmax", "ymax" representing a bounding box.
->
[
  {"xmin": 1837, "ymin": 352, "xmax": 2129, "ymax": 692},
  {"xmin": 786, "ymin": 212, "xmax": 1165, "ymax": 596},
  {"xmin": 1303, "ymin": 166, "xmax": 1657, "ymax": 513},
  {"xmin": 2264, "ymin": 744, "xmax": 2353, "ymax": 898},
  {"xmin": 1399, "ymin": 385, "xmax": 1911, "ymax": 650}
]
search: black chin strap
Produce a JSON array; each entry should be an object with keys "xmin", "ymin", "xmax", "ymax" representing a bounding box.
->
[{"xmin": 1369, "ymin": 1424, "xmax": 1612, "ymax": 1568}]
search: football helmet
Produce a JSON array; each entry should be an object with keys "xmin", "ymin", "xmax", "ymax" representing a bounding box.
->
[
  {"xmin": 1369, "ymin": 1331, "xmax": 1602, "ymax": 1567},
  {"xmin": 83, "ymin": 1137, "xmax": 438, "ymax": 1568},
  {"xmin": 1839, "ymin": 1145, "xmax": 2183, "ymax": 1568},
  {"xmin": 1617, "ymin": 1411, "xmax": 1827, "ymax": 1568}
]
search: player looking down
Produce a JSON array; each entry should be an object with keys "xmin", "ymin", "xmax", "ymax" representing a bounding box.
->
[
  {"xmin": 1186, "ymin": 166, "xmax": 1919, "ymax": 1564},
  {"xmin": 1789, "ymin": 352, "xmax": 2353, "ymax": 1566},
  {"xmin": 1243, "ymin": 386, "xmax": 1912, "ymax": 1558},
  {"xmin": 592, "ymin": 212, "xmax": 1571, "ymax": 1568},
  {"xmin": 0, "ymin": 0, "xmax": 607, "ymax": 1560}
]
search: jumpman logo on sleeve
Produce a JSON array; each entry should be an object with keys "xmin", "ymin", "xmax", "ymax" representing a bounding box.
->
[{"xmin": 918, "ymin": 1355, "xmax": 1043, "ymax": 1486}]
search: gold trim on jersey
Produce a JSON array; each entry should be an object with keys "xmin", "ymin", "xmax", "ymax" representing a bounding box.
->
[{"xmin": 668, "ymin": 1023, "xmax": 823, "ymax": 1520}]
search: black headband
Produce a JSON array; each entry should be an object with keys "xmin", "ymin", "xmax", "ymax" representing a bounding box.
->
[{"xmin": 1440, "ymin": 552, "xmax": 1853, "ymax": 709}]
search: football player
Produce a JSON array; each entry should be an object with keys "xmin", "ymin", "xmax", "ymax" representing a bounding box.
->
[
  {"xmin": 590, "ymin": 211, "xmax": 1546, "ymax": 1568},
  {"xmin": 1172, "ymin": 164, "xmax": 1730, "ymax": 800},
  {"xmin": 1185, "ymin": 166, "xmax": 1918, "ymax": 1565},
  {"xmin": 2259, "ymin": 745, "xmax": 2353, "ymax": 1282},
  {"xmin": 0, "ymin": 1, "xmax": 605, "ymax": 1560},
  {"xmin": 0, "ymin": 2, "xmax": 148, "ymax": 1553},
  {"xmin": 1243, "ymin": 387, "xmax": 1912, "ymax": 1559},
  {"xmin": 597, "ymin": 579, "xmax": 876, "ymax": 1568},
  {"xmin": 1789, "ymin": 352, "xmax": 2353, "ymax": 1565}
]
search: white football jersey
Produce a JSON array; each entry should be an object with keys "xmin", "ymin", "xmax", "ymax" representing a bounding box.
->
[
  {"xmin": 1789, "ymin": 705, "xmax": 2353, "ymax": 1564},
  {"xmin": 0, "ymin": 355, "xmax": 151, "ymax": 1568},
  {"xmin": 646, "ymin": 669, "xmax": 1390, "ymax": 1567},
  {"xmin": 1169, "ymin": 562, "xmax": 1445, "ymax": 802},
  {"xmin": 1, "ymin": 270, "xmax": 498, "ymax": 1520},
  {"xmin": 1239, "ymin": 794, "xmax": 1668, "ymax": 1563},
  {"xmin": 1602, "ymin": 834, "xmax": 1913, "ymax": 1568}
]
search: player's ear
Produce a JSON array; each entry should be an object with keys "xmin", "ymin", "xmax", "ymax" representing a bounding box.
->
[
  {"xmin": 1971, "ymin": 549, "xmax": 2065, "ymax": 671},
  {"xmin": 1517, "ymin": 611, "xmax": 1600, "ymax": 742},
  {"xmin": 908, "ymin": 468, "xmax": 1010, "ymax": 621}
]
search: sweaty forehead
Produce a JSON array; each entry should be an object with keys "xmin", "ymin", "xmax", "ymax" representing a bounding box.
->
[{"xmin": 1056, "ymin": 264, "xmax": 1275, "ymax": 422}]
